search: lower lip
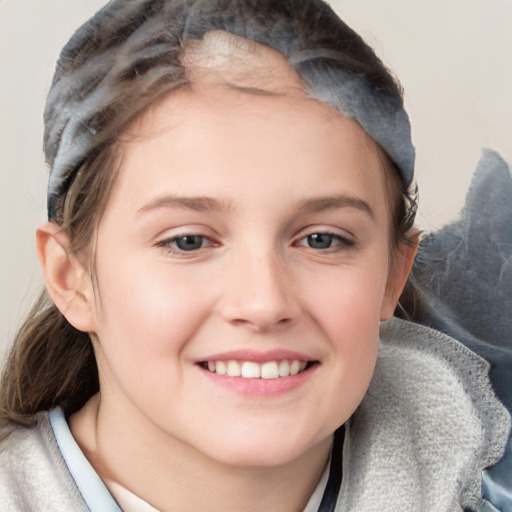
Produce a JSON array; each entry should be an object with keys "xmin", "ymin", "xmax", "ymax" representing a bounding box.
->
[{"xmin": 197, "ymin": 364, "xmax": 317, "ymax": 397}]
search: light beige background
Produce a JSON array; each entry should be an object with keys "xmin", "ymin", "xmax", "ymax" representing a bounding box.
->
[{"xmin": 1, "ymin": 0, "xmax": 511, "ymax": 360}]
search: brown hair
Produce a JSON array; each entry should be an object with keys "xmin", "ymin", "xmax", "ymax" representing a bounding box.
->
[
  {"xmin": 0, "ymin": 146, "xmax": 121, "ymax": 432},
  {"xmin": 1, "ymin": 0, "xmax": 417, "ymax": 434}
]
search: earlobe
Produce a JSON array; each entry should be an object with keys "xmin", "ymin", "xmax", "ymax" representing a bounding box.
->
[
  {"xmin": 380, "ymin": 231, "xmax": 420, "ymax": 321},
  {"xmin": 36, "ymin": 221, "xmax": 96, "ymax": 333}
]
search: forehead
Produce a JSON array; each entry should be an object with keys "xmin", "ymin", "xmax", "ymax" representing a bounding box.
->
[{"xmin": 114, "ymin": 87, "xmax": 386, "ymax": 212}]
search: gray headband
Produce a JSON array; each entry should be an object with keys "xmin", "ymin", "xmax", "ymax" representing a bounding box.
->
[{"xmin": 44, "ymin": 0, "xmax": 414, "ymax": 219}]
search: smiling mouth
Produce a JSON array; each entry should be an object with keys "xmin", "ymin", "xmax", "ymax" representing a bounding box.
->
[{"xmin": 198, "ymin": 359, "xmax": 316, "ymax": 379}]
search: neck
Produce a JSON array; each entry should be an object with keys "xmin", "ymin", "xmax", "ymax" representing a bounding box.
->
[{"xmin": 70, "ymin": 393, "xmax": 332, "ymax": 512}]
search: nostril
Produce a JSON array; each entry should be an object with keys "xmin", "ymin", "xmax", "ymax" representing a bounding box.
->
[
  {"xmin": 228, "ymin": 315, "xmax": 294, "ymax": 332},
  {"xmin": 218, "ymin": 267, "xmax": 301, "ymax": 330}
]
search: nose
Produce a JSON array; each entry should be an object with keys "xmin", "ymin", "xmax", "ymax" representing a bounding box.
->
[{"xmin": 218, "ymin": 248, "xmax": 301, "ymax": 332}]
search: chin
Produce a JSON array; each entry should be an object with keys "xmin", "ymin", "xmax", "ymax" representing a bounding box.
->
[
  {"xmin": 198, "ymin": 427, "xmax": 330, "ymax": 469},
  {"xmin": 210, "ymin": 445, "xmax": 305, "ymax": 468}
]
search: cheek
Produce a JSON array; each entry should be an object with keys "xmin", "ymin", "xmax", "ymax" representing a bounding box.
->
[
  {"xmin": 91, "ymin": 260, "xmax": 218, "ymax": 412},
  {"xmin": 303, "ymin": 261, "xmax": 388, "ymax": 335},
  {"xmin": 92, "ymin": 254, "xmax": 214, "ymax": 363},
  {"xmin": 299, "ymin": 260, "xmax": 386, "ymax": 414}
]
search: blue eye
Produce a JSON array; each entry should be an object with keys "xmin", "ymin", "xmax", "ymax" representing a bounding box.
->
[
  {"xmin": 307, "ymin": 233, "xmax": 336, "ymax": 249},
  {"xmin": 157, "ymin": 234, "xmax": 211, "ymax": 254},
  {"xmin": 297, "ymin": 232, "xmax": 354, "ymax": 251},
  {"xmin": 172, "ymin": 235, "xmax": 206, "ymax": 251}
]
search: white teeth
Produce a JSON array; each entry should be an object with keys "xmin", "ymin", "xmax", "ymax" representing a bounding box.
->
[
  {"xmin": 226, "ymin": 360, "xmax": 241, "ymax": 377},
  {"xmin": 278, "ymin": 360, "xmax": 290, "ymax": 377},
  {"xmin": 215, "ymin": 361, "xmax": 227, "ymax": 376},
  {"xmin": 205, "ymin": 359, "xmax": 310, "ymax": 379},
  {"xmin": 241, "ymin": 361, "xmax": 261, "ymax": 379},
  {"xmin": 290, "ymin": 360, "xmax": 301, "ymax": 375},
  {"xmin": 261, "ymin": 361, "xmax": 279, "ymax": 379}
]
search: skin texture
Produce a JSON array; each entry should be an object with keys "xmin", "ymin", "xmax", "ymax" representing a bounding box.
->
[{"xmin": 37, "ymin": 45, "xmax": 416, "ymax": 512}]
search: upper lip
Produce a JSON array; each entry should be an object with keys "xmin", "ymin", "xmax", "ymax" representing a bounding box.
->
[{"xmin": 196, "ymin": 349, "xmax": 317, "ymax": 364}]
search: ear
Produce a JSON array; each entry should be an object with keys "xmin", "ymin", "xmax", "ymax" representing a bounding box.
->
[
  {"xmin": 380, "ymin": 230, "xmax": 419, "ymax": 321},
  {"xmin": 36, "ymin": 221, "xmax": 97, "ymax": 333}
]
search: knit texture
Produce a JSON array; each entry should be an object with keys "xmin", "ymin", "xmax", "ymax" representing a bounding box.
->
[
  {"xmin": 338, "ymin": 317, "xmax": 510, "ymax": 512},
  {"xmin": 0, "ymin": 414, "xmax": 88, "ymax": 511}
]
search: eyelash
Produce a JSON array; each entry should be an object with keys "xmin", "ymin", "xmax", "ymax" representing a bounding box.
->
[
  {"xmin": 156, "ymin": 234, "xmax": 216, "ymax": 256},
  {"xmin": 156, "ymin": 230, "xmax": 355, "ymax": 257},
  {"xmin": 295, "ymin": 231, "xmax": 355, "ymax": 253}
]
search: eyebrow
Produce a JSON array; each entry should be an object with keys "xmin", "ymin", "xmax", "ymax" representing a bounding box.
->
[
  {"xmin": 138, "ymin": 195, "xmax": 229, "ymax": 214},
  {"xmin": 297, "ymin": 195, "xmax": 374, "ymax": 220},
  {"xmin": 138, "ymin": 193, "xmax": 374, "ymax": 219}
]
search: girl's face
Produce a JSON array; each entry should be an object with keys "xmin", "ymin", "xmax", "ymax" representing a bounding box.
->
[{"xmin": 83, "ymin": 74, "xmax": 409, "ymax": 468}]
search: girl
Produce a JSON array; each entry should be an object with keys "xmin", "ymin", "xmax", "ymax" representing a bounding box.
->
[{"xmin": 0, "ymin": 1, "xmax": 509, "ymax": 511}]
